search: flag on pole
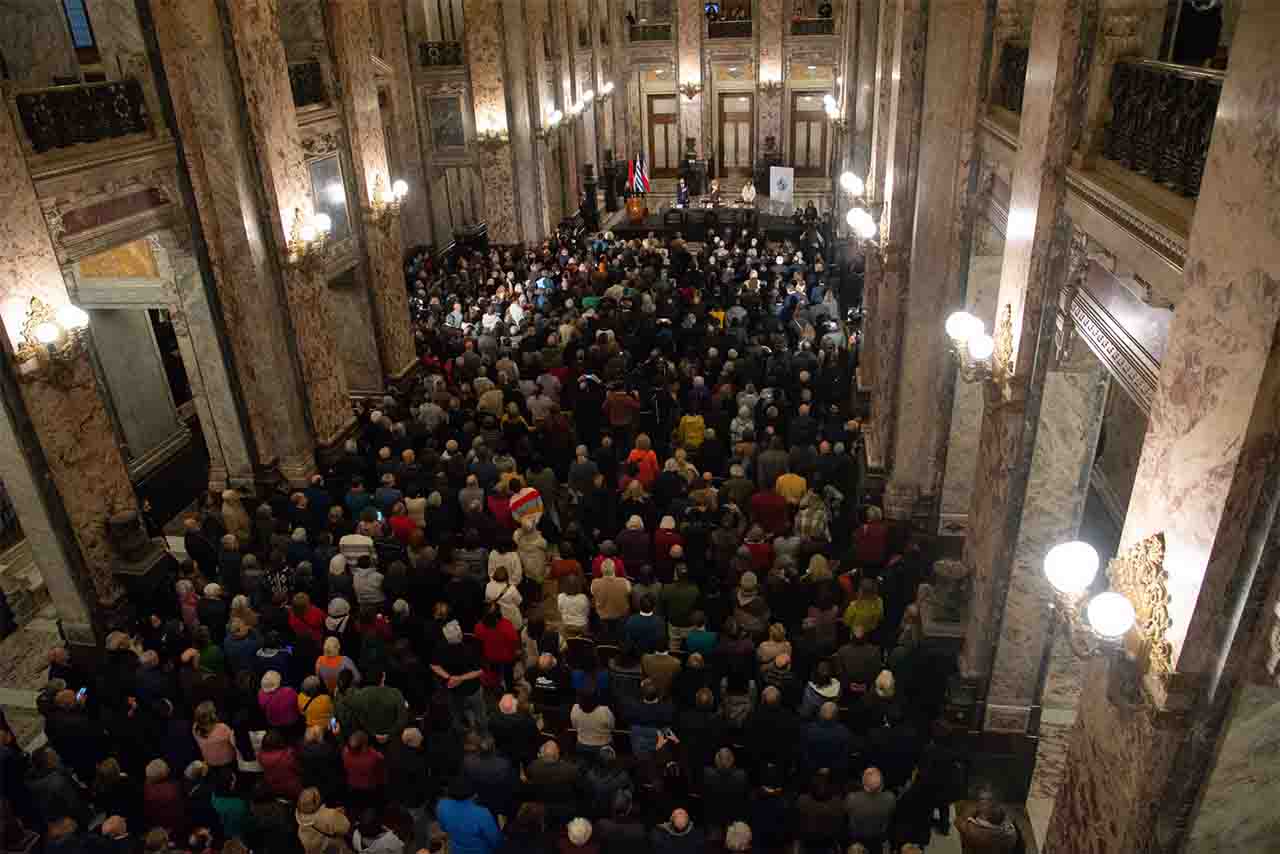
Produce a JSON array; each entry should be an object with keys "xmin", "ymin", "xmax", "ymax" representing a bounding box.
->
[{"xmin": 628, "ymin": 152, "xmax": 650, "ymax": 194}]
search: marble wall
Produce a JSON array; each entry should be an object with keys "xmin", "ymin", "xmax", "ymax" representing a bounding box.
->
[
  {"xmin": 503, "ymin": 0, "xmax": 542, "ymax": 244},
  {"xmin": 0, "ymin": 0, "xmax": 77, "ymax": 87},
  {"xmin": 551, "ymin": 0, "xmax": 580, "ymax": 205},
  {"xmin": 464, "ymin": 0, "xmax": 520, "ymax": 244},
  {"xmin": 1091, "ymin": 381, "xmax": 1146, "ymax": 525},
  {"xmin": 526, "ymin": 0, "xmax": 556, "ymax": 236},
  {"xmin": 756, "ymin": 0, "xmax": 783, "ymax": 151},
  {"xmin": 939, "ymin": 252, "xmax": 1004, "ymax": 534},
  {"xmin": 866, "ymin": 0, "xmax": 897, "ymax": 202},
  {"xmin": 328, "ymin": 268, "xmax": 383, "ymax": 391}
]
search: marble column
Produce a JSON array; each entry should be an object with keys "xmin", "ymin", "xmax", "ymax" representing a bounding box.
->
[
  {"xmin": 526, "ymin": 0, "xmax": 557, "ymax": 237},
  {"xmin": 576, "ymin": 54, "xmax": 599, "ymax": 174},
  {"xmin": 0, "ymin": 108, "xmax": 138, "ymax": 643},
  {"xmin": 849, "ymin": 0, "xmax": 879, "ymax": 181},
  {"xmin": 625, "ymin": 72, "xmax": 644, "ymax": 162},
  {"xmin": 224, "ymin": 0, "xmax": 353, "ymax": 451},
  {"xmin": 1047, "ymin": 6, "xmax": 1280, "ymax": 850},
  {"xmin": 551, "ymin": 0, "xmax": 579, "ymax": 210},
  {"xmin": 865, "ymin": 0, "xmax": 898, "ymax": 203},
  {"xmin": 152, "ymin": 0, "xmax": 324, "ymax": 479},
  {"xmin": 865, "ymin": 0, "xmax": 924, "ymax": 499},
  {"xmin": 464, "ymin": 0, "xmax": 520, "ymax": 244},
  {"xmin": 373, "ymin": 0, "xmax": 434, "ymax": 249},
  {"xmin": 959, "ymin": 0, "xmax": 1090, "ymax": 679},
  {"xmin": 152, "ymin": 230, "xmax": 256, "ymax": 490},
  {"xmin": 757, "ymin": 0, "xmax": 784, "ymax": 153},
  {"xmin": 503, "ymin": 0, "xmax": 542, "ymax": 245},
  {"xmin": 884, "ymin": 0, "xmax": 987, "ymax": 515},
  {"xmin": 329, "ymin": 0, "xmax": 416, "ymax": 381},
  {"xmin": 675, "ymin": 0, "xmax": 703, "ymax": 157},
  {"xmin": 608, "ymin": 0, "xmax": 629, "ymax": 159},
  {"xmin": 587, "ymin": 0, "xmax": 611, "ymax": 166}
]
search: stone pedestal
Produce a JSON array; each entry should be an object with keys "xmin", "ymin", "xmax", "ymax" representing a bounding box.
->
[
  {"xmin": 925, "ymin": 558, "xmax": 972, "ymax": 625},
  {"xmin": 107, "ymin": 511, "xmax": 176, "ymax": 621}
]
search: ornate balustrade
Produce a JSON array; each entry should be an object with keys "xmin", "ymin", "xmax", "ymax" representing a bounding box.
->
[
  {"xmin": 288, "ymin": 61, "xmax": 326, "ymax": 108},
  {"xmin": 1102, "ymin": 59, "xmax": 1221, "ymax": 198},
  {"xmin": 418, "ymin": 40, "xmax": 465, "ymax": 67},
  {"xmin": 708, "ymin": 19, "xmax": 752, "ymax": 39},
  {"xmin": 991, "ymin": 42, "xmax": 1029, "ymax": 114},
  {"xmin": 629, "ymin": 23, "xmax": 672, "ymax": 41},
  {"xmin": 14, "ymin": 78, "xmax": 149, "ymax": 153},
  {"xmin": 791, "ymin": 17, "xmax": 834, "ymax": 35}
]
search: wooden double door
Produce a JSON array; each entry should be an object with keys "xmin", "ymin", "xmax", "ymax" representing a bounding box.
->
[{"xmin": 718, "ymin": 91, "xmax": 754, "ymax": 178}]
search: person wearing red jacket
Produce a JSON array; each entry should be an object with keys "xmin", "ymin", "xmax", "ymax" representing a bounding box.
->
[
  {"xmin": 474, "ymin": 604, "xmax": 520, "ymax": 689},
  {"xmin": 287, "ymin": 593, "xmax": 325, "ymax": 644},
  {"xmin": 341, "ymin": 730, "xmax": 386, "ymax": 808}
]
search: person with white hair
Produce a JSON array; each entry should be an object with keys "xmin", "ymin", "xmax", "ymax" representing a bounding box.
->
[
  {"xmin": 257, "ymin": 670, "xmax": 300, "ymax": 729},
  {"xmin": 565, "ymin": 817, "xmax": 593, "ymax": 848},
  {"xmin": 845, "ymin": 766, "xmax": 896, "ymax": 850},
  {"xmin": 724, "ymin": 821, "xmax": 753, "ymax": 852}
]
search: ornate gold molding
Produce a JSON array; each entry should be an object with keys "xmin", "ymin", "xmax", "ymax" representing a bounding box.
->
[{"xmin": 1107, "ymin": 531, "xmax": 1173, "ymax": 679}]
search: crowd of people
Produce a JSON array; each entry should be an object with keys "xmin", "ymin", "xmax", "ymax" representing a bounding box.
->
[{"xmin": 0, "ymin": 226, "xmax": 1025, "ymax": 854}]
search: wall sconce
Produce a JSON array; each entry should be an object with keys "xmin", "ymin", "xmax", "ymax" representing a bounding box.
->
[
  {"xmin": 844, "ymin": 205, "xmax": 877, "ymax": 241},
  {"xmin": 944, "ymin": 303, "xmax": 1015, "ymax": 393},
  {"xmin": 14, "ymin": 297, "xmax": 90, "ymax": 387},
  {"xmin": 758, "ymin": 78, "xmax": 783, "ymax": 95},
  {"xmin": 839, "ymin": 171, "xmax": 865, "ymax": 197},
  {"xmin": 536, "ymin": 109, "xmax": 565, "ymax": 141},
  {"xmin": 475, "ymin": 129, "xmax": 511, "ymax": 150},
  {"xmin": 825, "ymin": 100, "xmax": 848, "ymax": 134},
  {"xmin": 679, "ymin": 81, "xmax": 703, "ymax": 99},
  {"xmin": 1041, "ymin": 535, "xmax": 1170, "ymax": 708},
  {"xmin": 285, "ymin": 206, "xmax": 333, "ymax": 272},
  {"xmin": 368, "ymin": 174, "xmax": 409, "ymax": 228}
]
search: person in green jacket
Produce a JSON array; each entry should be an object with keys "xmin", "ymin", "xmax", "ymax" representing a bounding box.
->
[
  {"xmin": 660, "ymin": 564, "xmax": 701, "ymax": 650},
  {"xmin": 335, "ymin": 668, "xmax": 409, "ymax": 746}
]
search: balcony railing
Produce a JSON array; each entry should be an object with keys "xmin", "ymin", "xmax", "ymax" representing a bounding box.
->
[
  {"xmin": 791, "ymin": 17, "xmax": 834, "ymax": 35},
  {"xmin": 992, "ymin": 42, "xmax": 1029, "ymax": 114},
  {"xmin": 708, "ymin": 19, "xmax": 752, "ymax": 39},
  {"xmin": 288, "ymin": 61, "xmax": 326, "ymax": 108},
  {"xmin": 14, "ymin": 78, "xmax": 149, "ymax": 153},
  {"xmin": 419, "ymin": 40, "xmax": 465, "ymax": 67},
  {"xmin": 629, "ymin": 23, "xmax": 671, "ymax": 41},
  {"xmin": 1102, "ymin": 59, "xmax": 1221, "ymax": 198}
]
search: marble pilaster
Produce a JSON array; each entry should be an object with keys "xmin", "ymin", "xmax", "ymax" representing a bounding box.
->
[
  {"xmin": 503, "ymin": 0, "xmax": 543, "ymax": 245},
  {"xmin": 865, "ymin": 0, "xmax": 924, "ymax": 487},
  {"xmin": 885, "ymin": 0, "xmax": 987, "ymax": 510},
  {"xmin": 225, "ymin": 0, "xmax": 351, "ymax": 450},
  {"xmin": 588, "ymin": 0, "xmax": 612, "ymax": 160},
  {"xmin": 608, "ymin": 0, "xmax": 629, "ymax": 160},
  {"xmin": 959, "ymin": 0, "xmax": 1090, "ymax": 679},
  {"xmin": 675, "ymin": 0, "xmax": 703, "ymax": 156},
  {"xmin": 526, "ymin": 0, "xmax": 557, "ymax": 237},
  {"xmin": 464, "ymin": 0, "xmax": 520, "ymax": 244},
  {"xmin": 150, "ymin": 0, "xmax": 316, "ymax": 476},
  {"xmin": 625, "ymin": 72, "xmax": 644, "ymax": 161},
  {"xmin": 1047, "ymin": 7, "xmax": 1280, "ymax": 850},
  {"xmin": 551, "ymin": 0, "xmax": 580, "ymax": 212},
  {"xmin": 985, "ymin": 345, "xmax": 1107, "ymax": 730},
  {"xmin": 865, "ymin": 0, "xmax": 898, "ymax": 203},
  {"xmin": 757, "ymin": 0, "xmax": 784, "ymax": 152},
  {"xmin": 0, "ymin": 109, "xmax": 136, "ymax": 640},
  {"xmin": 850, "ymin": 0, "xmax": 879, "ymax": 180},
  {"xmin": 373, "ymin": 0, "xmax": 434, "ymax": 249},
  {"xmin": 576, "ymin": 53, "xmax": 599, "ymax": 174},
  {"xmin": 328, "ymin": 0, "xmax": 416, "ymax": 380}
]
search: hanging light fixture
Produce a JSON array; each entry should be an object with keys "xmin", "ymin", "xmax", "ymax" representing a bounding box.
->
[{"xmin": 944, "ymin": 304, "xmax": 1016, "ymax": 393}]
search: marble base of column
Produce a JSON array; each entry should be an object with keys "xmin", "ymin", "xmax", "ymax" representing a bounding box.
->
[
  {"xmin": 278, "ymin": 262, "xmax": 355, "ymax": 448},
  {"xmin": 363, "ymin": 212, "xmax": 417, "ymax": 379},
  {"xmin": 881, "ymin": 481, "xmax": 918, "ymax": 521}
]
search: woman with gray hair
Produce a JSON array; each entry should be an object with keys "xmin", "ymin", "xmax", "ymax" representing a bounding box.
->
[
  {"xmin": 724, "ymin": 822, "xmax": 752, "ymax": 852},
  {"xmin": 257, "ymin": 670, "xmax": 301, "ymax": 730},
  {"xmin": 142, "ymin": 758, "xmax": 185, "ymax": 838},
  {"xmin": 564, "ymin": 817, "xmax": 595, "ymax": 850}
]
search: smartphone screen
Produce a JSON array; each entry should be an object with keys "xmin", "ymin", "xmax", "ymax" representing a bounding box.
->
[
  {"xmin": 286, "ymin": 645, "xmax": 294, "ymax": 654},
  {"xmin": 76, "ymin": 687, "xmax": 87, "ymax": 701},
  {"xmin": 329, "ymin": 717, "xmax": 338, "ymax": 733}
]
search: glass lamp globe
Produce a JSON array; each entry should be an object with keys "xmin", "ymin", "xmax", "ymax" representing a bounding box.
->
[
  {"xmin": 550, "ymin": 110, "xmax": 563, "ymax": 125},
  {"xmin": 1043, "ymin": 540, "xmax": 1100, "ymax": 596},
  {"xmin": 967, "ymin": 333, "xmax": 995, "ymax": 362},
  {"xmin": 839, "ymin": 172, "xmax": 864, "ymax": 196},
  {"xmin": 945, "ymin": 311, "xmax": 979, "ymax": 342},
  {"xmin": 1087, "ymin": 592, "xmax": 1136, "ymax": 640},
  {"xmin": 56, "ymin": 304, "xmax": 89, "ymax": 331},
  {"xmin": 845, "ymin": 208, "xmax": 860, "ymax": 228},
  {"xmin": 392, "ymin": 179, "xmax": 409, "ymax": 199},
  {"xmin": 855, "ymin": 217, "xmax": 877, "ymax": 240},
  {"xmin": 299, "ymin": 223, "xmax": 317, "ymax": 244},
  {"xmin": 583, "ymin": 89, "xmax": 595, "ymax": 102},
  {"xmin": 823, "ymin": 93, "xmax": 836, "ymax": 109},
  {"xmin": 34, "ymin": 322, "xmax": 61, "ymax": 345},
  {"xmin": 312, "ymin": 213, "xmax": 332, "ymax": 234}
]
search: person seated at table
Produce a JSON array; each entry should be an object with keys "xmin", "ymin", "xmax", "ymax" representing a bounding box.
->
[
  {"xmin": 741, "ymin": 181, "xmax": 757, "ymax": 205},
  {"xmin": 676, "ymin": 178, "xmax": 690, "ymax": 208}
]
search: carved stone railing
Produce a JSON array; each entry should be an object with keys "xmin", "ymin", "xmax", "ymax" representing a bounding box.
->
[
  {"xmin": 991, "ymin": 42, "xmax": 1029, "ymax": 114},
  {"xmin": 288, "ymin": 61, "xmax": 327, "ymax": 109},
  {"xmin": 791, "ymin": 17, "xmax": 834, "ymax": 35},
  {"xmin": 14, "ymin": 79, "xmax": 149, "ymax": 154},
  {"xmin": 418, "ymin": 40, "xmax": 465, "ymax": 67},
  {"xmin": 629, "ymin": 23, "xmax": 672, "ymax": 41},
  {"xmin": 708, "ymin": 19, "xmax": 752, "ymax": 39},
  {"xmin": 1102, "ymin": 59, "xmax": 1222, "ymax": 198}
]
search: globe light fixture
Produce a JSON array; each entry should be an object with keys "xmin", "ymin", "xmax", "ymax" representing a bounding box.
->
[
  {"xmin": 945, "ymin": 311, "xmax": 982, "ymax": 343},
  {"xmin": 34, "ymin": 322, "xmax": 61, "ymax": 345},
  {"xmin": 1086, "ymin": 592, "xmax": 1137, "ymax": 640},
  {"xmin": 1043, "ymin": 541, "xmax": 1100, "ymax": 597},
  {"xmin": 312, "ymin": 213, "xmax": 332, "ymax": 235},
  {"xmin": 392, "ymin": 179, "xmax": 409, "ymax": 199},
  {"xmin": 55, "ymin": 304, "xmax": 89, "ymax": 332},
  {"xmin": 966, "ymin": 333, "xmax": 995, "ymax": 362},
  {"xmin": 839, "ymin": 171, "xmax": 864, "ymax": 196}
]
